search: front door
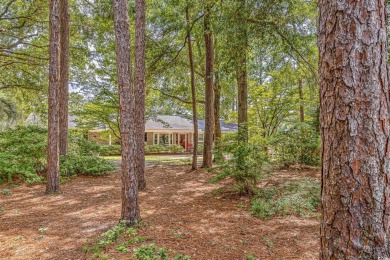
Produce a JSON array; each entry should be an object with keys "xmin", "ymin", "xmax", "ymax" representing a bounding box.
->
[{"xmin": 179, "ymin": 134, "xmax": 186, "ymax": 149}]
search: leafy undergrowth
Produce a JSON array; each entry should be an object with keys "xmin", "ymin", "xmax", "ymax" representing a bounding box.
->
[
  {"xmin": 251, "ymin": 179, "xmax": 320, "ymax": 220},
  {"xmin": 83, "ymin": 221, "xmax": 191, "ymax": 260}
]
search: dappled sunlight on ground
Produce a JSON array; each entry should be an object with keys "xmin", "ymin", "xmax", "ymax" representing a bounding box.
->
[{"xmin": 0, "ymin": 165, "xmax": 320, "ymax": 259}]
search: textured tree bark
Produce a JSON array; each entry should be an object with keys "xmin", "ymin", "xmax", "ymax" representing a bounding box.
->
[
  {"xmin": 59, "ymin": 0, "xmax": 69, "ymax": 156},
  {"xmin": 318, "ymin": 0, "xmax": 390, "ymax": 258},
  {"xmin": 134, "ymin": 0, "xmax": 146, "ymax": 190},
  {"xmin": 113, "ymin": 0, "xmax": 140, "ymax": 225},
  {"xmin": 298, "ymin": 78, "xmax": 304, "ymax": 122},
  {"xmin": 237, "ymin": 56, "xmax": 248, "ymax": 142},
  {"xmin": 186, "ymin": 6, "xmax": 198, "ymax": 171},
  {"xmin": 213, "ymin": 69, "xmax": 223, "ymax": 164},
  {"xmin": 202, "ymin": 3, "xmax": 214, "ymax": 168},
  {"xmin": 47, "ymin": 0, "xmax": 61, "ymax": 193},
  {"xmin": 236, "ymin": 0, "xmax": 248, "ymax": 143}
]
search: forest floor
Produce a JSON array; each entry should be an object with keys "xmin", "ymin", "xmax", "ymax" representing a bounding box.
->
[{"xmin": 0, "ymin": 164, "xmax": 320, "ymax": 260}]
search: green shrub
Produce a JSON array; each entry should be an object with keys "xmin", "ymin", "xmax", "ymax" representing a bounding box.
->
[
  {"xmin": 84, "ymin": 221, "xmax": 144, "ymax": 258},
  {"xmin": 251, "ymin": 179, "xmax": 320, "ymax": 219},
  {"xmin": 60, "ymin": 153, "xmax": 116, "ymax": 177},
  {"xmin": 69, "ymin": 135, "xmax": 102, "ymax": 156},
  {"xmin": 168, "ymin": 145, "xmax": 184, "ymax": 154},
  {"xmin": 212, "ymin": 138, "xmax": 269, "ymax": 195},
  {"xmin": 145, "ymin": 145, "xmax": 185, "ymax": 154},
  {"xmin": 270, "ymin": 122, "xmax": 320, "ymax": 167},
  {"xmin": 134, "ymin": 243, "xmax": 190, "ymax": 260},
  {"xmin": 145, "ymin": 145, "xmax": 166, "ymax": 154},
  {"xmin": 0, "ymin": 126, "xmax": 47, "ymax": 184},
  {"xmin": 0, "ymin": 126, "xmax": 116, "ymax": 184},
  {"xmin": 99, "ymin": 145, "xmax": 121, "ymax": 156},
  {"xmin": 197, "ymin": 144, "xmax": 204, "ymax": 155}
]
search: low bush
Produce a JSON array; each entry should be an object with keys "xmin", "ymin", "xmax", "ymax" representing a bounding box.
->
[
  {"xmin": 0, "ymin": 126, "xmax": 116, "ymax": 184},
  {"xmin": 134, "ymin": 244, "xmax": 190, "ymax": 260},
  {"xmin": 69, "ymin": 135, "xmax": 102, "ymax": 156},
  {"xmin": 60, "ymin": 153, "xmax": 116, "ymax": 177},
  {"xmin": 145, "ymin": 145, "xmax": 185, "ymax": 154},
  {"xmin": 270, "ymin": 122, "xmax": 320, "ymax": 167},
  {"xmin": 0, "ymin": 126, "xmax": 47, "ymax": 184},
  {"xmin": 212, "ymin": 137, "xmax": 269, "ymax": 195},
  {"xmin": 251, "ymin": 179, "xmax": 320, "ymax": 219},
  {"xmin": 99, "ymin": 145, "xmax": 121, "ymax": 156}
]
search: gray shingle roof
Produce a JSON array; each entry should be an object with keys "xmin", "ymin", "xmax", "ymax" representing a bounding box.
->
[
  {"xmin": 198, "ymin": 120, "xmax": 238, "ymax": 132},
  {"xmin": 145, "ymin": 115, "xmax": 194, "ymax": 131},
  {"xmin": 145, "ymin": 115, "xmax": 237, "ymax": 132}
]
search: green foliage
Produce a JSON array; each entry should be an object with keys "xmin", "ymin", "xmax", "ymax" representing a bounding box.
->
[
  {"xmin": 212, "ymin": 135, "xmax": 269, "ymax": 195},
  {"xmin": 1, "ymin": 188, "xmax": 11, "ymax": 196},
  {"xmin": 247, "ymin": 255, "xmax": 255, "ymax": 260},
  {"xmin": 134, "ymin": 243, "xmax": 190, "ymax": 260},
  {"xmin": 145, "ymin": 145, "xmax": 185, "ymax": 154},
  {"xmin": 0, "ymin": 126, "xmax": 47, "ymax": 184},
  {"xmin": 0, "ymin": 126, "xmax": 115, "ymax": 184},
  {"xmin": 271, "ymin": 122, "xmax": 320, "ymax": 167},
  {"xmin": 251, "ymin": 179, "xmax": 320, "ymax": 220},
  {"xmin": 60, "ymin": 153, "xmax": 116, "ymax": 177},
  {"xmin": 99, "ymin": 145, "xmax": 121, "ymax": 156},
  {"xmin": 85, "ymin": 221, "xmax": 145, "ymax": 258},
  {"xmin": 69, "ymin": 135, "xmax": 102, "ymax": 156}
]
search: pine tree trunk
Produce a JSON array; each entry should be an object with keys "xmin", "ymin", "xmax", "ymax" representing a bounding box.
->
[
  {"xmin": 213, "ymin": 69, "xmax": 223, "ymax": 163},
  {"xmin": 237, "ymin": 56, "xmax": 248, "ymax": 142},
  {"xmin": 186, "ymin": 6, "xmax": 198, "ymax": 171},
  {"xmin": 298, "ymin": 78, "xmax": 304, "ymax": 122},
  {"xmin": 134, "ymin": 0, "xmax": 146, "ymax": 190},
  {"xmin": 59, "ymin": 0, "xmax": 69, "ymax": 156},
  {"xmin": 202, "ymin": 3, "xmax": 214, "ymax": 168},
  {"xmin": 47, "ymin": 0, "xmax": 61, "ymax": 193},
  {"xmin": 113, "ymin": 0, "xmax": 140, "ymax": 226},
  {"xmin": 236, "ymin": 0, "xmax": 248, "ymax": 143},
  {"xmin": 318, "ymin": 0, "xmax": 390, "ymax": 258}
]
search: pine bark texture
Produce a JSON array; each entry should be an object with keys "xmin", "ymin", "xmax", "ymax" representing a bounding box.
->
[
  {"xmin": 59, "ymin": 0, "xmax": 69, "ymax": 156},
  {"xmin": 213, "ymin": 70, "xmax": 223, "ymax": 163},
  {"xmin": 113, "ymin": 0, "xmax": 140, "ymax": 225},
  {"xmin": 47, "ymin": 0, "xmax": 61, "ymax": 193},
  {"xmin": 236, "ymin": 0, "xmax": 248, "ymax": 143},
  {"xmin": 134, "ymin": 0, "xmax": 146, "ymax": 190},
  {"xmin": 318, "ymin": 0, "xmax": 390, "ymax": 258},
  {"xmin": 202, "ymin": 4, "xmax": 214, "ymax": 168},
  {"xmin": 186, "ymin": 7, "xmax": 198, "ymax": 170}
]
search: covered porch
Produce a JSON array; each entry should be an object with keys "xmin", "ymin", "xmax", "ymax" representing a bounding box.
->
[{"xmin": 145, "ymin": 130, "xmax": 199, "ymax": 152}]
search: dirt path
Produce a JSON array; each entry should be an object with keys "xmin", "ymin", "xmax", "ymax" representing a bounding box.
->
[{"xmin": 0, "ymin": 166, "xmax": 320, "ymax": 259}]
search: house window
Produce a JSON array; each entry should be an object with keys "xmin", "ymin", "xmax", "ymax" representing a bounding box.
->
[
  {"xmin": 144, "ymin": 133, "xmax": 147, "ymax": 142},
  {"xmin": 159, "ymin": 134, "xmax": 169, "ymax": 145},
  {"xmin": 198, "ymin": 133, "xmax": 204, "ymax": 143},
  {"xmin": 153, "ymin": 133, "xmax": 173, "ymax": 145}
]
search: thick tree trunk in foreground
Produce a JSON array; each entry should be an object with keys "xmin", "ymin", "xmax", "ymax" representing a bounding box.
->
[
  {"xmin": 298, "ymin": 78, "xmax": 304, "ymax": 122},
  {"xmin": 186, "ymin": 7, "xmax": 198, "ymax": 170},
  {"xmin": 47, "ymin": 0, "xmax": 61, "ymax": 193},
  {"xmin": 318, "ymin": 0, "xmax": 390, "ymax": 258},
  {"xmin": 59, "ymin": 0, "xmax": 69, "ymax": 156},
  {"xmin": 134, "ymin": 0, "xmax": 146, "ymax": 190},
  {"xmin": 113, "ymin": 0, "xmax": 140, "ymax": 225},
  {"xmin": 202, "ymin": 3, "xmax": 214, "ymax": 168}
]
